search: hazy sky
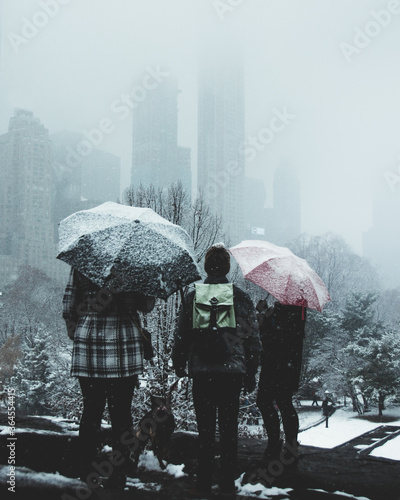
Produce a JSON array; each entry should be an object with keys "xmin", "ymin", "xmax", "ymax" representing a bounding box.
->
[{"xmin": 1, "ymin": 0, "xmax": 400, "ymax": 255}]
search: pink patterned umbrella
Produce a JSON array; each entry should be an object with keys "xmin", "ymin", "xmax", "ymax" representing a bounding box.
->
[{"xmin": 229, "ymin": 240, "xmax": 331, "ymax": 313}]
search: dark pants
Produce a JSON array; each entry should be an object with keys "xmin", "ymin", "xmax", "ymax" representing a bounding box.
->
[
  {"xmin": 78, "ymin": 376, "xmax": 137, "ymax": 475},
  {"xmin": 256, "ymin": 367, "xmax": 299, "ymax": 448},
  {"xmin": 192, "ymin": 374, "xmax": 243, "ymax": 492}
]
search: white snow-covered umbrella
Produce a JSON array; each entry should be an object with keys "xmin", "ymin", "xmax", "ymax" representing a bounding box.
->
[
  {"xmin": 229, "ymin": 239, "xmax": 331, "ymax": 313},
  {"xmin": 57, "ymin": 202, "xmax": 201, "ymax": 299}
]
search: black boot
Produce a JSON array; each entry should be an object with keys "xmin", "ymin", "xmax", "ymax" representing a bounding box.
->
[
  {"xmin": 282, "ymin": 439, "xmax": 300, "ymax": 469},
  {"xmin": 103, "ymin": 450, "xmax": 131, "ymax": 490},
  {"xmin": 262, "ymin": 438, "xmax": 282, "ymax": 463},
  {"xmin": 80, "ymin": 463, "xmax": 103, "ymax": 489},
  {"xmin": 104, "ymin": 469, "xmax": 127, "ymax": 490}
]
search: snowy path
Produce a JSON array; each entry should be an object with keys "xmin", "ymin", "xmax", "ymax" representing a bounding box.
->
[{"xmin": 299, "ymin": 405, "xmax": 400, "ymax": 459}]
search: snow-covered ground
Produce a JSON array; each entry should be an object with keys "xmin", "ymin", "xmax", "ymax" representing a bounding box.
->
[
  {"xmin": 1, "ymin": 405, "xmax": 399, "ymax": 499},
  {"xmin": 132, "ymin": 405, "xmax": 400, "ymax": 499},
  {"xmin": 298, "ymin": 404, "xmax": 325, "ymax": 429},
  {"xmin": 244, "ymin": 403, "xmax": 400, "ymax": 459},
  {"xmin": 299, "ymin": 405, "xmax": 400, "ymax": 459},
  {"xmin": 370, "ymin": 435, "xmax": 400, "ymax": 461}
]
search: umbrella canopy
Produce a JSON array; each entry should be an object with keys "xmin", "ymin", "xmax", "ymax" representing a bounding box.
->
[
  {"xmin": 229, "ymin": 240, "xmax": 331, "ymax": 312},
  {"xmin": 57, "ymin": 202, "xmax": 201, "ymax": 299}
]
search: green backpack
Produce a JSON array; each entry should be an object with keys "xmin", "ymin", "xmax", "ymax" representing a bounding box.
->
[{"xmin": 192, "ymin": 283, "xmax": 237, "ymax": 362}]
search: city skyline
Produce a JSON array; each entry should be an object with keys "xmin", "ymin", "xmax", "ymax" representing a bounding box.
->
[
  {"xmin": 0, "ymin": 1, "xmax": 399, "ymax": 286},
  {"xmin": 0, "ymin": 109, "xmax": 123, "ymax": 288}
]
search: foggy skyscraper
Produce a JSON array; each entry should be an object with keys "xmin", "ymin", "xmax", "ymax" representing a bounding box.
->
[
  {"xmin": 0, "ymin": 109, "xmax": 58, "ymax": 286},
  {"xmin": 363, "ymin": 174, "xmax": 400, "ymax": 289},
  {"xmin": 266, "ymin": 162, "xmax": 301, "ymax": 246},
  {"xmin": 197, "ymin": 42, "xmax": 245, "ymax": 245},
  {"xmin": 51, "ymin": 131, "xmax": 121, "ymax": 228},
  {"xmin": 131, "ymin": 75, "xmax": 191, "ymax": 196}
]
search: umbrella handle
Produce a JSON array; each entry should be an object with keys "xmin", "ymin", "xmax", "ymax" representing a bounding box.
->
[
  {"xmin": 179, "ymin": 286, "xmax": 186, "ymax": 312},
  {"xmin": 300, "ymin": 298, "xmax": 307, "ymax": 320}
]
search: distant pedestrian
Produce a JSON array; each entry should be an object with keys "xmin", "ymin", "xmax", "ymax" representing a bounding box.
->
[
  {"xmin": 256, "ymin": 299, "xmax": 306, "ymax": 466},
  {"xmin": 172, "ymin": 244, "xmax": 261, "ymax": 497},
  {"xmin": 312, "ymin": 392, "xmax": 319, "ymax": 407},
  {"xmin": 322, "ymin": 391, "xmax": 334, "ymax": 428}
]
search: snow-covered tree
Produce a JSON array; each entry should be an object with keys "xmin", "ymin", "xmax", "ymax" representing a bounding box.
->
[
  {"xmin": 307, "ymin": 291, "xmax": 400, "ymax": 415},
  {"xmin": 376, "ymin": 287, "xmax": 400, "ymax": 329},
  {"xmin": 12, "ymin": 330, "xmax": 55, "ymax": 415},
  {"xmin": 288, "ymin": 233, "xmax": 381, "ymax": 310},
  {"xmin": 0, "ymin": 265, "xmax": 63, "ymax": 342},
  {"xmin": 345, "ymin": 330, "xmax": 400, "ymax": 417},
  {"xmin": 0, "ymin": 266, "xmax": 79, "ymax": 417},
  {"xmin": 301, "ymin": 308, "xmax": 342, "ymax": 394},
  {"xmin": 123, "ymin": 181, "xmax": 226, "ymax": 264},
  {"xmin": 340, "ymin": 292, "xmax": 381, "ymax": 339},
  {"xmin": 0, "ymin": 335, "xmax": 23, "ymax": 383}
]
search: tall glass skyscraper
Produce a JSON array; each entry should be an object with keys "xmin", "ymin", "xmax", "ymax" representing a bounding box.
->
[{"xmin": 197, "ymin": 42, "xmax": 245, "ymax": 245}]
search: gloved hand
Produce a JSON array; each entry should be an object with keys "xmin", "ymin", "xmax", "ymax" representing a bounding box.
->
[
  {"xmin": 244, "ymin": 374, "xmax": 256, "ymax": 394},
  {"xmin": 174, "ymin": 366, "xmax": 188, "ymax": 378}
]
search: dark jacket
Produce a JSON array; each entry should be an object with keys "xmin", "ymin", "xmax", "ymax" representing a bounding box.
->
[
  {"xmin": 172, "ymin": 276, "xmax": 261, "ymax": 378},
  {"xmin": 259, "ymin": 303, "xmax": 306, "ymax": 393},
  {"xmin": 322, "ymin": 396, "xmax": 334, "ymax": 416}
]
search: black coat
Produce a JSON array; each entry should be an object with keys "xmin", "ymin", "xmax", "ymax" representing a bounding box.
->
[
  {"xmin": 322, "ymin": 397, "xmax": 334, "ymax": 416},
  {"xmin": 172, "ymin": 276, "xmax": 261, "ymax": 378},
  {"xmin": 259, "ymin": 303, "xmax": 306, "ymax": 393}
]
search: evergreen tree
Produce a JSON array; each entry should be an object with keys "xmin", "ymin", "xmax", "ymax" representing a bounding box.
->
[
  {"xmin": 306, "ymin": 308, "xmax": 352, "ymax": 401},
  {"xmin": 307, "ymin": 292, "xmax": 400, "ymax": 414},
  {"xmin": 0, "ymin": 335, "xmax": 23, "ymax": 383},
  {"xmin": 345, "ymin": 330, "xmax": 400, "ymax": 417},
  {"xmin": 313, "ymin": 292, "xmax": 400, "ymax": 415},
  {"xmin": 12, "ymin": 330, "xmax": 55, "ymax": 415},
  {"xmin": 340, "ymin": 292, "xmax": 381, "ymax": 339}
]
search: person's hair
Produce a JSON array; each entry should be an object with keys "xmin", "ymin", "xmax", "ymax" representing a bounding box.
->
[{"xmin": 204, "ymin": 245, "xmax": 230, "ymax": 276}]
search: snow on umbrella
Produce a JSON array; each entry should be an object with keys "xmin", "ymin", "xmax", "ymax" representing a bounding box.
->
[
  {"xmin": 56, "ymin": 202, "xmax": 201, "ymax": 300},
  {"xmin": 228, "ymin": 240, "xmax": 331, "ymax": 312}
]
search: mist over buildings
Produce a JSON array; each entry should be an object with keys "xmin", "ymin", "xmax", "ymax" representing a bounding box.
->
[{"xmin": 0, "ymin": 0, "xmax": 400, "ymax": 289}]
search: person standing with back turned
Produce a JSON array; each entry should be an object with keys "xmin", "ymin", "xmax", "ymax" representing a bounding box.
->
[
  {"xmin": 256, "ymin": 299, "xmax": 306, "ymax": 469},
  {"xmin": 172, "ymin": 244, "xmax": 261, "ymax": 497},
  {"xmin": 63, "ymin": 267, "xmax": 155, "ymax": 490}
]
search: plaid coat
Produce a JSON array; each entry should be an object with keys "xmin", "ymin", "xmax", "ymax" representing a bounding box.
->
[{"xmin": 63, "ymin": 268, "xmax": 154, "ymax": 378}]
